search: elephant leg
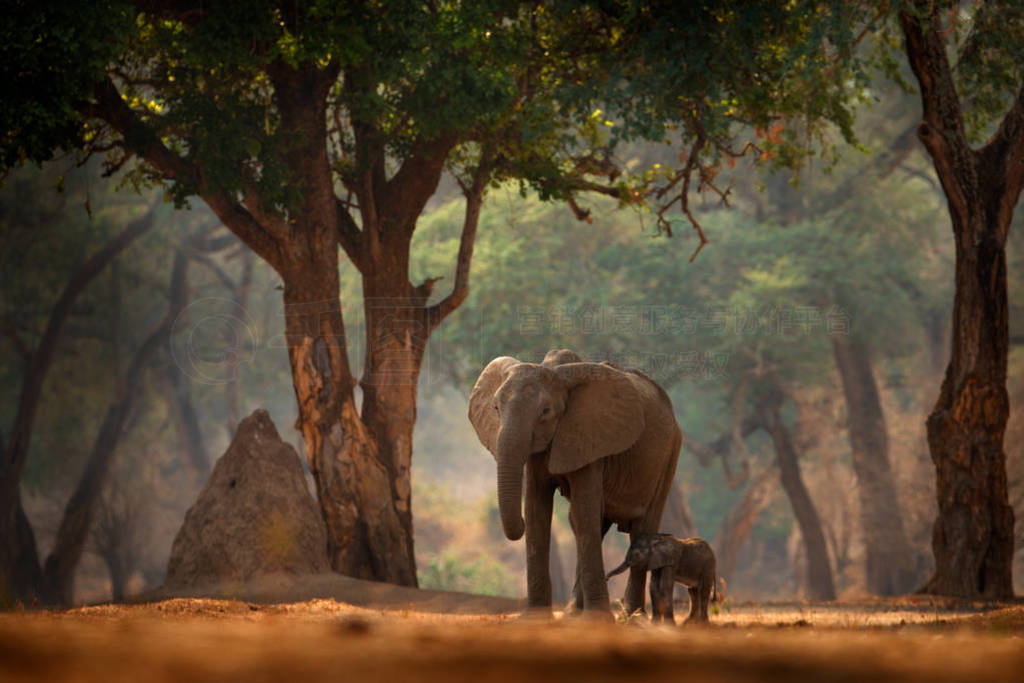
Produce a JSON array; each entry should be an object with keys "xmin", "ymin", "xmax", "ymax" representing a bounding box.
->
[
  {"xmin": 648, "ymin": 568, "xmax": 663, "ymax": 622},
  {"xmin": 651, "ymin": 568, "xmax": 674, "ymax": 624},
  {"xmin": 698, "ymin": 571, "xmax": 712, "ymax": 621},
  {"xmin": 623, "ymin": 531, "xmax": 649, "ymax": 615},
  {"xmin": 525, "ymin": 454, "xmax": 556, "ymax": 610},
  {"xmin": 570, "ymin": 517, "xmax": 612, "ymax": 612},
  {"xmin": 567, "ymin": 464, "xmax": 610, "ymax": 615},
  {"xmin": 625, "ymin": 475, "xmax": 674, "ymax": 614},
  {"xmin": 686, "ymin": 585, "xmax": 702, "ymax": 622}
]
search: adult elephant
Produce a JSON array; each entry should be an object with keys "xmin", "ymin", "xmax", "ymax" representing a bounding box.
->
[{"xmin": 468, "ymin": 349, "xmax": 681, "ymax": 617}]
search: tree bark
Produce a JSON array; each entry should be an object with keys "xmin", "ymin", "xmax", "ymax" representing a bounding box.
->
[
  {"xmin": 0, "ymin": 205, "xmax": 157, "ymax": 603},
  {"xmin": 831, "ymin": 334, "xmax": 919, "ymax": 595},
  {"xmin": 760, "ymin": 400, "xmax": 836, "ymax": 601},
  {"xmin": 900, "ymin": 5, "xmax": 1022, "ymax": 599},
  {"xmin": 282, "ymin": 261, "xmax": 415, "ymax": 584},
  {"xmin": 39, "ymin": 250, "xmax": 188, "ymax": 605}
]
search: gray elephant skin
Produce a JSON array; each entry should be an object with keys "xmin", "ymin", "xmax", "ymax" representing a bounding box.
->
[
  {"xmin": 468, "ymin": 349, "xmax": 682, "ymax": 616},
  {"xmin": 607, "ymin": 532, "xmax": 718, "ymax": 623}
]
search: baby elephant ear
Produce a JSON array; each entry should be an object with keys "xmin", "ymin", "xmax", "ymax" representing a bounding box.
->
[
  {"xmin": 468, "ymin": 356, "xmax": 519, "ymax": 456},
  {"xmin": 648, "ymin": 536, "xmax": 676, "ymax": 569},
  {"xmin": 548, "ymin": 362, "xmax": 645, "ymax": 474}
]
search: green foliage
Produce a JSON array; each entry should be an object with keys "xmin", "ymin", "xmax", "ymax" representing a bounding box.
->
[
  {"xmin": 953, "ymin": 0, "xmax": 1024, "ymax": 141},
  {"xmin": 870, "ymin": 1, "xmax": 1024, "ymax": 143},
  {"xmin": 418, "ymin": 551, "xmax": 516, "ymax": 597},
  {"xmin": 551, "ymin": 0, "xmax": 880, "ymax": 202},
  {"xmin": 0, "ymin": 1, "xmax": 132, "ymax": 170}
]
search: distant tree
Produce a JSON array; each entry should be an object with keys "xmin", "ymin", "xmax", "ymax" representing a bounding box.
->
[
  {"xmin": 0, "ymin": 172, "xmax": 159, "ymax": 601},
  {"xmin": 90, "ymin": 476, "xmax": 148, "ymax": 602}
]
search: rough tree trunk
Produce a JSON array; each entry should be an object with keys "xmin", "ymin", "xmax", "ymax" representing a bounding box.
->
[
  {"xmin": 281, "ymin": 252, "xmax": 414, "ymax": 584},
  {"xmin": 901, "ymin": 6, "xmax": 1022, "ymax": 599},
  {"xmin": 760, "ymin": 401, "xmax": 836, "ymax": 601},
  {"xmin": 831, "ymin": 334, "xmax": 919, "ymax": 595},
  {"xmin": 266, "ymin": 63, "xmax": 441, "ymax": 586}
]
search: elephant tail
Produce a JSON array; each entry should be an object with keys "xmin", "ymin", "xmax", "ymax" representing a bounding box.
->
[{"xmin": 605, "ymin": 560, "xmax": 629, "ymax": 580}]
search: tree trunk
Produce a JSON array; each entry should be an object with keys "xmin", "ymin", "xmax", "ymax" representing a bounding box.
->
[
  {"xmin": 39, "ymin": 251, "xmax": 188, "ymax": 605},
  {"xmin": 900, "ymin": 6, "xmax": 1021, "ymax": 599},
  {"xmin": 103, "ymin": 553, "xmax": 127, "ymax": 602},
  {"xmin": 831, "ymin": 334, "xmax": 919, "ymax": 595},
  {"xmin": 281, "ymin": 256, "xmax": 416, "ymax": 585},
  {"xmin": 760, "ymin": 401, "xmax": 836, "ymax": 601},
  {"xmin": 163, "ymin": 359, "xmax": 207, "ymax": 477},
  {"xmin": 0, "ymin": 206, "xmax": 156, "ymax": 603},
  {"xmin": 224, "ymin": 249, "xmax": 253, "ymax": 437},
  {"xmin": 714, "ymin": 464, "xmax": 778, "ymax": 583}
]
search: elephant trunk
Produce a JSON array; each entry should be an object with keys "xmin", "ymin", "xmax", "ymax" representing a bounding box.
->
[
  {"xmin": 606, "ymin": 560, "xmax": 630, "ymax": 580},
  {"xmin": 496, "ymin": 429, "xmax": 527, "ymax": 541}
]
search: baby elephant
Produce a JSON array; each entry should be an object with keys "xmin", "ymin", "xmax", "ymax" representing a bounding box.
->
[{"xmin": 606, "ymin": 532, "xmax": 718, "ymax": 623}]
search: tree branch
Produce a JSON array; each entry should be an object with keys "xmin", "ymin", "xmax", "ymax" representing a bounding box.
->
[
  {"xmin": 382, "ymin": 134, "xmax": 458, "ymax": 230},
  {"xmin": 187, "ymin": 250, "xmax": 237, "ymax": 292},
  {"xmin": 335, "ymin": 199, "xmax": 364, "ymax": 269},
  {"xmin": 899, "ymin": 4, "xmax": 975, "ymax": 220},
  {"xmin": 427, "ymin": 146, "xmax": 496, "ymax": 324},
  {"xmin": 83, "ymin": 76, "xmax": 286, "ymax": 273},
  {"xmin": 980, "ymin": 81, "xmax": 1024, "ymax": 241}
]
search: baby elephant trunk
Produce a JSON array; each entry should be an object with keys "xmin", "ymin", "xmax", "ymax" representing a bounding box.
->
[{"xmin": 605, "ymin": 559, "xmax": 630, "ymax": 580}]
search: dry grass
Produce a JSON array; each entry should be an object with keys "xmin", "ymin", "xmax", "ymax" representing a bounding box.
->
[{"xmin": 2, "ymin": 594, "xmax": 1023, "ymax": 683}]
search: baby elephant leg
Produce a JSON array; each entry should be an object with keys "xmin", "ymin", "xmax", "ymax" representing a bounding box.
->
[
  {"xmin": 650, "ymin": 567, "xmax": 675, "ymax": 624},
  {"xmin": 686, "ymin": 586, "xmax": 701, "ymax": 622},
  {"xmin": 685, "ymin": 578, "xmax": 712, "ymax": 623}
]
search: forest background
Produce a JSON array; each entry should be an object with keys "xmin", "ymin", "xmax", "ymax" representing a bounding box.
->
[{"xmin": 2, "ymin": 38, "xmax": 1023, "ymax": 605}]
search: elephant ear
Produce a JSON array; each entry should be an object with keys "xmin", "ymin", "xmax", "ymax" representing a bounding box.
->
[
  {"xmin": 548, "ymin": 362, "xmax": 645, "ymax": 474},
  {"xmin": 468, "ymin": 356, "xmax": 519, "ymax": 456}
]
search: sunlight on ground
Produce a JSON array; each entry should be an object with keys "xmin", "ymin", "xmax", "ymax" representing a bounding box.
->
[{"xmin": 2, "ymin": 598, "xmax": 1023, "ymax": 682}]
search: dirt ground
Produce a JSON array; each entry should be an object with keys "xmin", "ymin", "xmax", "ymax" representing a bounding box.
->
[{"xmin": 2, "ymin": 577, "xmax": 1023, "ymax": 682}]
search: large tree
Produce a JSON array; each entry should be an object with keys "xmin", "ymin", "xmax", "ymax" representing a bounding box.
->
[
  {"xmin": 1, "ymin": 1, "xmax": 629, "ymax": 590},
  {"xmin": 893, "ymin": 0, "xmax": 1023, "ymax": 599}
]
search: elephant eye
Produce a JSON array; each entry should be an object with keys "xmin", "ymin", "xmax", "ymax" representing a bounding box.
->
[
  {"xmin": 541, "ymin": 406, "xmax": 551, "ymax": 415},
  {"xmin": 493, "ymin": 403, "xmax": 498, "ymax": 411}
]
